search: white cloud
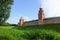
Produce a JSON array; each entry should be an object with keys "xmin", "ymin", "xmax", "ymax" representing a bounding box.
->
[
  {"xmin": 7, "ymin": 16, "xmax": 19, "ymax": 24},
  {"xmin": 21, "ymin": 16, "xmax": 30, "ymax": 21},
  {"xmin": 7, "ymin": 14, "xmax": 31, "ymax": 24},
  {"xmin": 40, "ymin": 0, "xmax": 60, "ymax": 17}
]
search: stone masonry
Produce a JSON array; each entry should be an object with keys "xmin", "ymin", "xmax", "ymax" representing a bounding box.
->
[{"xmin": 19, "ymin": 8, "xmax": 60, "ymax": 26}]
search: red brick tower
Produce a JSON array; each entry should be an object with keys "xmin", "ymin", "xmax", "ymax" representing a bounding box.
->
[
  {"xmin": 38, "ymin": 8, "xmax": 45, "ymax": 24},
  {"xmin": 19, "ymin": 17, "xmax": 24, "ymax": 26}
]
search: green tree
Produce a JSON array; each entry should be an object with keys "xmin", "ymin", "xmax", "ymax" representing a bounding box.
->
[{"xmin": 0, "ymin": 0, "xmax": 14, "ymax": 25}]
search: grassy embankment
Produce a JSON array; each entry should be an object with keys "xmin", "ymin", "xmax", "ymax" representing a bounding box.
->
[{"xmin": 0, "ymin": 24, "xmax": 60, "ymax": 40}]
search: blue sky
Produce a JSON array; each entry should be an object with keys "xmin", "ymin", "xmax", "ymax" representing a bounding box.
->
[{"xmin": 7, "ymin": 0, "xmax": 60, "ymax": 24}]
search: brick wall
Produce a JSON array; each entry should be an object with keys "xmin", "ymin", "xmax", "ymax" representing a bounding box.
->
[
  {"xmin": 24, "ymin": 20, "xmax": 38, "ymax": 26},
  {"xmin": 44, "ymin": 17, "xmax": 60, "ymax": 24}
]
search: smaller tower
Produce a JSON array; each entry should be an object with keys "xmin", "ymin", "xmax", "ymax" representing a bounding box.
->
[
  {"xmin": 38, "ymin": 8, "xmax": 45, "ymax": 24},
  {"xmin": 19, "ymin": 17, "xmax": 24, "ymax": 26}
]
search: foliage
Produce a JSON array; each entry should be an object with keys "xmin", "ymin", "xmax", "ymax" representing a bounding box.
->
[
  {"xmin": 0, "ymin": 24, "xmax": 60, "ymax": 40},
  {"xmin": 0, "ymin": 0, "xmax": 14, "ymax": 25},
  {"xmin": 21, "ymin": 30, "xmax": 60, "ymax": 40}
]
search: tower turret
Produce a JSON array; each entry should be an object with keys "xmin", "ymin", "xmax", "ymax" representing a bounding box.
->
[
  {"xmin": 19, "ymin": 17, "xmax": 24, "ymax": 26},
  {"xmin": 38, "ymin": 8, "xmax": 45, "ymax": 24},
  {"xmin": 38, "ymin": 8, "xmax": 45, "ymax": 20}
]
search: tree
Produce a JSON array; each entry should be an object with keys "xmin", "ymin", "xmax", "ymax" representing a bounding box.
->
[{"xmin": 0, "ymin": 0, "xmax": 14, "ymax": 25}]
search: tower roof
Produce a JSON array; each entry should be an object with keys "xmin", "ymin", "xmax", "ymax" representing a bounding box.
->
[
  {"xmin": 39, "ymin": 8, "xmax": 44, "ymax": 15},
  {"xmin": 38, "ymin": 8, "xmax": 45, "ymax": 20},
  {"xmin": 20, "ymin": 16, "xmax": 24, "ymax": 20},
  {"xmin": 39, "ymin": 8, "xmax": 43, "ymax": 12}
]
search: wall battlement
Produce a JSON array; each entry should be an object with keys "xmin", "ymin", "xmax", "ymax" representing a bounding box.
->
[{"xmin": 19, "ymin": 8, "xmax": 60, "ymax": 26}]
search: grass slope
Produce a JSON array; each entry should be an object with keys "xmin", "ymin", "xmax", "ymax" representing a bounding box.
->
[
  {"xmin": 21, "ymin": 24, "xmax": 60, "ymax": 32},
  {"xmin": 0, "ymin": 24, "xmax": 60, "ymax": 40}
]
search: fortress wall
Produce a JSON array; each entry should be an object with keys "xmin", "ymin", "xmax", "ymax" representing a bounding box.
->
[
  {"xmin": 44, "ymin": 17, "xmax": 60, "ymax": 24},
  {"xmin": 24, "ymin": 20, "xmax": 38, "ymax": 26}
]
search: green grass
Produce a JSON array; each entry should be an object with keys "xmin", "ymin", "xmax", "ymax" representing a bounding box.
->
[
  {"xmin": 0, "ymin": 24, "xmax": 60, "ymax": 40},
  {"xmin": 20, "ymin": 24, "xmax": 60, "ymax": 32}
]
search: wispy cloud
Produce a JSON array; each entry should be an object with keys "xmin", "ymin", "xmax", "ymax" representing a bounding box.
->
[
  {"xmin": 7, "ymin": 15, "xmax": 30, "ymax": 24},
  {"xmin": 21, "ymin": 16, "xmax": 30, "ymax": 21},
  {"xmin": 7, "ymin": 16, "xmax": 19, "ymax": 24},
  {"xmin": 39, "ymin": 0, "xmax": 60, "ymax": 17}
]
